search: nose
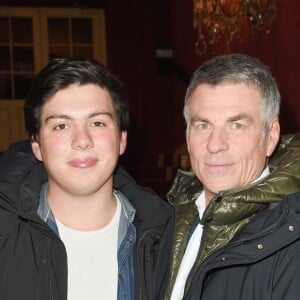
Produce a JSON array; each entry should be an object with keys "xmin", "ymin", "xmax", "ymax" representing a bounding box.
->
[
  {"xmin": 207, "ymin": 127, "xmax": 229, "ymax": 153},
  {"xmin": 71, "ymin": 126, "xmax": 94, "ymax": 150}
]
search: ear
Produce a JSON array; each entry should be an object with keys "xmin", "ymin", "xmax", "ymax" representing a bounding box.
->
[
  {"xmin": 119, "ymin": 131, "xmax": 127, "ymax": 155},
  {"xmin": 266, "ymin": 118, "xmax": 280, "ymax": 157},
  {"xmin": 31, "ymin": 138, "xmax": 43, "ymax": 161},
  {"xmin": 186, "ymin": 127, "xmax": 191, "ymax": 154}
]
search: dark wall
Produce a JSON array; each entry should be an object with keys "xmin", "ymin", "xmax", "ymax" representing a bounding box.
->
[{"xmin": 105, "ymin": 0, "xmax": 173, "ymax": 165}]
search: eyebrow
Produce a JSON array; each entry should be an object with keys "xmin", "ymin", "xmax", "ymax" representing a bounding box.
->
[
  {"xmin": 190, "ymin": 116, "xmax": 209, "ymax": 124},
  {"xmin": 226, "ymin": 114, "xmax": 252, "ymax": 123},
  {"xmin": 44, "ymin": 111, "xmax": 113, "ymax": 123},
  {"xmin": 190, "ymin": 113, "xmax": 253, "ymax": 125}
]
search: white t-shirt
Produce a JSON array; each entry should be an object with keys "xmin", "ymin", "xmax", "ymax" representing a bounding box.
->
[
  {"xmin": 56, "ymin": 195, "xmax": 121, "ymax": 300},
  {"xmin": 170, "ymin": 167, "xmax": 270, "ymax": 300}
]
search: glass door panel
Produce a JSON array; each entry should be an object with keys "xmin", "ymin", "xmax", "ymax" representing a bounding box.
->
[
  {"xmin": 11, "ymin": 17, "xmax": 33, "ymax": 43},
  {"xmin": 73, "ymin": 46, "xmax": 93, "ymax": 57},
  {"xmin": 72, "ymin": 18, "xmax": 92, "ymax": 43},
  {"xmin": 13, "ymin": 46, "xmax": 34, "ymax": 72},
  {"xmin": 48, "ymin": 18, "xmax": 70, "ymax": 43},
  {"xmin": 0, "ymin": 17, "xmax": 9, "ymax": 42},
  {"xmin": 49, "ymin": 46, "xmax": 71, "ymax": 59},
  {"xmin": 42, "ymin": 8, "xmax": 106, "ymax": 64},
  {"xmin": 0, "ymin": 46, "xmax": 11, "ymax": 70},
  {"xmin": 0, "ymin": 15, "xmax": 35, "ymax": 100},
  {"xmin": 47, "ymin": 16, "xmax": 94, "ymax": 59},
  {"xmin": 0, "ymin": 74, "xmax": 12, "ymax": 98}
]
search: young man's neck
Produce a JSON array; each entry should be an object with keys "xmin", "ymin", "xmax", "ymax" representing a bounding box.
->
[{"xmin": 47, "ymin": 184, "xmax": 117, "ymax": 231}]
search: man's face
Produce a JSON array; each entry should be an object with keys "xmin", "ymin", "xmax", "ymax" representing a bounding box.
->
[
  {"xmin": 186, "ymin": 82, "xmax": 279, "ymax": 203},
  {"xmin": 31, "ymin": 84, "xmax": 127, "ymax": 197}
]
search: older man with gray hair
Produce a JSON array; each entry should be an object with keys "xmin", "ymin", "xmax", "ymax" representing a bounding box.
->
[{"xmin": 164, "ymin": 54, "xmax": 300, "ymax": 300}]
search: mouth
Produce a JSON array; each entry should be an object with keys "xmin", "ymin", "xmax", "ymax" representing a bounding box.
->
[
  {"xmin": 68, "ymin": 157, "xmax": 98, "ymax": 168},
  {"xmin": 205, "ymin": 163, "xmax": 234, "ymax": 173}
]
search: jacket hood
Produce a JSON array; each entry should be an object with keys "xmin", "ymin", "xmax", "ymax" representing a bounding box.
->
[
  {"xmin": 113, "ymin": 165, "xmax": 172, "ymax": 231},
  {"xmin": 0, "ymin": 141, "xmax": 47, "ymax": 215}
]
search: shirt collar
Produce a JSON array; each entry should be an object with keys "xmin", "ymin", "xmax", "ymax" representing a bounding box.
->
[
  {"xmin": 37, "ymin": 183, "xmax": 136, "ymax": 225},
  {"xmin": 195, "ymin": 166, "xmax": 270, "ymax": 218}
]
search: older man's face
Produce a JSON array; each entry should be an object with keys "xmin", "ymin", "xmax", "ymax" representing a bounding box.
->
[{"xmin": 186, "ymin": 82, "xmax": 280, "ymax": 204}]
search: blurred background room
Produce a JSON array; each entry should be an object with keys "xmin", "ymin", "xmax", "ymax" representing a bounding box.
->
[{"xmin": 0, "ymin": 0, "xmax": 299, "ymax": 197}]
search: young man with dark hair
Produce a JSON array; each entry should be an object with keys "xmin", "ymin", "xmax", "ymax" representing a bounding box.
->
[{"xmin": 0, "ymin": 57, "xmax": 172, "ymax": 300}]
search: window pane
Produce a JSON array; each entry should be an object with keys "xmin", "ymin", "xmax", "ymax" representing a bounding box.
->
[
  {"xmin": 0, "ymin": 74, "xmax": 12, "ymax": 99},
  {"xmin": 0, "ymin": 17, "xmax": 9, "ymax": 43},
  {"xmin": 49, "ymin": 46, "xmax": 71, "ymax": 59},
  {"xmin": 48, "ymin": 18, "xmax": 70, "ymax": 43},
  {"xmin": 12, "ymin": 17, "xmax": 33, "ymax": 43},
  {"xmin": 73, "ymin": 46, "xmax": 93, "ymax": 58},
  {"xmin": 13, "ymin": 46, "xmax": 34, "ymax": 72},
  {"xmin": 0, "ymin": 46, "xmax": 11, "ymax": 71},
  {"xmin": 14, "ymin": 74, "xmax": 33, "ymax": 99},
  {"xmin": 72, "ymin": 18, "xmax": 92, "ymax": 43}
]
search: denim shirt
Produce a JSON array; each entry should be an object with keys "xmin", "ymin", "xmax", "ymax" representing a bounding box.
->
[{"xmin": 37, "ymin": 183, "xmax": 137, "ymax": 300}]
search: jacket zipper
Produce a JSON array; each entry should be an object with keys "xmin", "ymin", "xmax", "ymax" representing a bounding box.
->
[
  {"xmin": 47, "ymin": 242, "xmax": 54, "ymax": 300},
  {"xmin": 137, "ymin": 226, "xmax": 165, "ymax": 300},
  {"xmin": 183, "ymin": 202, "xmax": 289, "ymax": 299}
]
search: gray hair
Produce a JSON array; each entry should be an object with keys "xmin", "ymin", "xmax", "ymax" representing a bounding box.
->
[{"xmin": 183, "ymin": 54, "xmax": 281, "ymax": 130}]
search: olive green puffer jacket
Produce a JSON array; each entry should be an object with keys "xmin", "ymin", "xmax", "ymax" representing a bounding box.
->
[{"xmin": 165, "ymin": 133, "xmax": 300, "ymax": 298}]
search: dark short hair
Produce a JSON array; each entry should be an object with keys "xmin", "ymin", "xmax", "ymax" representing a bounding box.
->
[{"xmin": 24, "ymin": 57, "xmax": 130, "ymax": 140}]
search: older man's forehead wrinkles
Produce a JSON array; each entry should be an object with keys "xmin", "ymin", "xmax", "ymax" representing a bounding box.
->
[{"xmin": 227, "ymin": 113, "xmax": 253, "ymax": 123}]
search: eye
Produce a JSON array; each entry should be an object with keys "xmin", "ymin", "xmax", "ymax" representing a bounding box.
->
[
  {"xmin": 53, "ymin": 123, "xmax": 68, "ymax": 130},
  {"xmin": 195, "ymin": 122, "xmax": 211, "ymax": 130},
  {"xmin": 91, "ymin": 121, "xmax": 106, "ymax": 127},
  {"xmin": 231, "ymin": 122, "xmax": 245, "ymax": 130}
]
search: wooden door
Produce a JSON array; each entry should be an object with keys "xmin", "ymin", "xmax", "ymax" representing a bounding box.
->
[{"xmin": 0, "ymin": 7, "xmax": 106, "ymax": 152}]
